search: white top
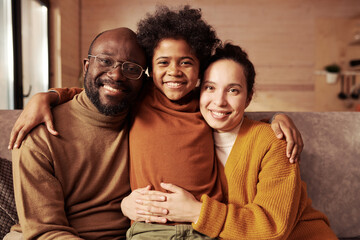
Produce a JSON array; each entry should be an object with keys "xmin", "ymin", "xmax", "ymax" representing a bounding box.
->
[{"xmin": 213, "ymin": 118, "xmax": 243, "ymax": 166}]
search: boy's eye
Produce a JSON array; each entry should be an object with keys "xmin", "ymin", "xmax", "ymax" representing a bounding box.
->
[
  {"xmin": 180, "ymin": 61, "xmax": 193, "ymax": 66},
  {"xmin": 157, "ymin": 60, "xmax": 168, "ymax": 65}
]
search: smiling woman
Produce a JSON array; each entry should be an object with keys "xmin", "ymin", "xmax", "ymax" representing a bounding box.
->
[{"xmin": 200, "ymin": 59, "xmax": 251, "ymax": 132}]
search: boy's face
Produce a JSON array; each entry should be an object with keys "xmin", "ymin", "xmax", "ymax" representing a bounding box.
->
[{"xmin": 151, "ymin": 38, "xmax": 200, "ymax": 101}]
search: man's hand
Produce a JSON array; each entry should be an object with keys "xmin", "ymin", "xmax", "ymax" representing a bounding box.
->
[{"xmin": 8, "ymin": 92, "xmax": 59, "ymax": 150}]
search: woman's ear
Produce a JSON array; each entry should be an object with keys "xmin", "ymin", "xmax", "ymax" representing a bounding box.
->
[{"xmin": 245, "ymin": 91, "xmax": 253, "ymax": 109}]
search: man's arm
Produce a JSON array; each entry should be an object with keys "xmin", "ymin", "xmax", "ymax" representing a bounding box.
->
[{"xmin": 12, "ymin": 139, "xmax": 83, "ymax": 240}]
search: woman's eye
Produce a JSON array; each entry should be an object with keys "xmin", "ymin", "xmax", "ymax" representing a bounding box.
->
[
  {"xmin": 229, "ymin": 88, "xmax": 240, "ymax": 94},
  {"xmin": 204, "ymin": 85, "xmax": 214, "ymax": 91}
]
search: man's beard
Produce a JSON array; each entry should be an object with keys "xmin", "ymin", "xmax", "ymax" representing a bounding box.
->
[{"xmin": 84, "ymin": 71, "xmax": 130, "ymax": 116}]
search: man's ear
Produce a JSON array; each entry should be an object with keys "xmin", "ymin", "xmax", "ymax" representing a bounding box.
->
[{"xmin": 83, "ymin": 58, "xmax": 89, "ymax": 77}]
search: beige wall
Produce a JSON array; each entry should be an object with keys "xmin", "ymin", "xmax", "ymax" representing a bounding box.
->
[{"xmin": 51, "ymin": 0, "xmax": 360, "ymax": 111}]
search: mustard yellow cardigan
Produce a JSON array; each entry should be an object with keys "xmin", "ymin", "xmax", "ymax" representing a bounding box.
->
[{"xmin": 193, "ymin": 118, "xmax": 337, "ymax": 240}]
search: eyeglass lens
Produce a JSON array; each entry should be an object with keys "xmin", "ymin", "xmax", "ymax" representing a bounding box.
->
[{"xmin": 93, "ymin": 54, "xmax": 143, "ymax": 79}]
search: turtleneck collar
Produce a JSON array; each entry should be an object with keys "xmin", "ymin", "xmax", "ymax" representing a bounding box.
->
[
  {"xmin": 72, "ymin": 91, "xmax": 128, "ymax": 129},
  {"xmin": 149, "ymin": 82, "xmax": 200, "ymax": 113}
]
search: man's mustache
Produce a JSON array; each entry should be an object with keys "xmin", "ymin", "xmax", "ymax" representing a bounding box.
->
[{"xmin": 96, "ymin": 78, "xmax": 132, "ymax": 93}]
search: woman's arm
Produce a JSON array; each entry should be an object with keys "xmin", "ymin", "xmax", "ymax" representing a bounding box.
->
[
  {"xmin": 137, "ymin": 140, "xmax": 302, "ymax": 239},
  {"xmin": 8, "ymin": 87, "xmax": 82, "ymax": 149}
]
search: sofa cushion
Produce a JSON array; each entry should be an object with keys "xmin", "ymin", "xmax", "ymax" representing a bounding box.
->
[{"xmin": 0, "ymin": 157, "xmax": 18, "ymax": 239}]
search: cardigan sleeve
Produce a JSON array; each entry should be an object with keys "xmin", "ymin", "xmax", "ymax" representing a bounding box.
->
[
  {"xmin": 50, "ymin": 87, "xmax": 83, "ymax": 105},
  {"xmin": 193, "ymin": 139, "xmax": 302, "ymax": 240},
  {"xmin": 12, "ymin": 141, "xmax": 84, "ymax": 240}
]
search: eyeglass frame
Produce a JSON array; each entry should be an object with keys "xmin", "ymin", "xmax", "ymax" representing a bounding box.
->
[{"xmin": 88, "ymin": 54, "xmax": 146, "ymax": 80}]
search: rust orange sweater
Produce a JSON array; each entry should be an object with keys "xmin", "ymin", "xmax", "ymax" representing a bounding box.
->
[
  {"xmin": 193, "ymin": 118, "xmax": 337, "ymax": 240},
  {"xmin": 129, "ymin": 84, "xmax": 224, "ymax": 202}
]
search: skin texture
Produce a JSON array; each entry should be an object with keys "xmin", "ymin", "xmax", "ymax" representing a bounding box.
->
[{"xmin": 151, "ymin": 38, "xmax": 200, "ymax": 101}]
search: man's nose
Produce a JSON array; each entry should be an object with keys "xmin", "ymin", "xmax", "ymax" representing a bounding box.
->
[{"xmin": 107, "ymin": 65, "xmax": 126, "ymax": 81}]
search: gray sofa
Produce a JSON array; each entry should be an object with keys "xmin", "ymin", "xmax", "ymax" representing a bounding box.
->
[{"xmin": 0, "ymin": 110, "xmax": 359, "ymax": 239}]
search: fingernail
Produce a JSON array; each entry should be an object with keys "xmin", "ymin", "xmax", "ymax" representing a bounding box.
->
[
  {"xmin": 8, "ymin": 145, "xmax": 11, "ymax": 150},
  {"xmin": 135, "ymin": 199, "xmax": 142, "ymax": 204},
  {"xmin": 14, "ymin": 144, "xmax": 18, "ymax": 149},
  {"xmin": 290, "ymin": 158, "xmax": 294, "ymax": 163}
]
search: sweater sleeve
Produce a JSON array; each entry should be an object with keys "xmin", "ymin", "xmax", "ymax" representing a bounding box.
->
[
  {"xmin": 193, "ymin": 139, "xmax": 302, "ymax": 240},
  {"xmin": 50, "ymin": 87, "xmax": 83, "ymax": 105},
  {"xmin": 12, "ymin": 141, "xmax": 84, "ymax": 240}
]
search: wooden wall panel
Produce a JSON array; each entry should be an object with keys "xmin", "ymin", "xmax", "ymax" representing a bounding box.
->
[
  {"xmin": 49, "ymin": 0, "xmax": 81, "ymax": 88},
  {"xmin": 77, "ymin": 0, "xmax": 360, "ymax": 111}
]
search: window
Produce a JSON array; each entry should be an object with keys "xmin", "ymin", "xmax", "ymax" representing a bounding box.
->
[{"xmin": 0, "ymin": 0, "xmax": 49, "ymax": 109}]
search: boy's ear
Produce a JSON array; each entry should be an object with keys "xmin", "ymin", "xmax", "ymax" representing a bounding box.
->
[{"xmin": 83, "ymin": 58, "xmax": 90, "ymax": 77}]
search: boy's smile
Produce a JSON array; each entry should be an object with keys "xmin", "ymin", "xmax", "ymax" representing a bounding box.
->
[{"xmin": 151, "ymin": 38, "xmax": 200, "ymax": 101}]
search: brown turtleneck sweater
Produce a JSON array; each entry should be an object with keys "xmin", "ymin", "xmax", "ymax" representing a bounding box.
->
[{"xmin": 12, "ymin": 91, "xmax": 131, "ymax": 239}]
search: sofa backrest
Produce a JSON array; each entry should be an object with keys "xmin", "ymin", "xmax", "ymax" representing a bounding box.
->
[
  {"xmin": 0, "ymin": 110, "xmax": 21, "ymax": 161},
  {"xmin": 0, "ymin": 110, "xmax": 359, "ymax": 238}
]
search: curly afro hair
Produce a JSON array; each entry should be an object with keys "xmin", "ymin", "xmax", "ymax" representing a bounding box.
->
[{"xmin": 136, "ymin": 5, "xmax": 220, "ymax": 74}]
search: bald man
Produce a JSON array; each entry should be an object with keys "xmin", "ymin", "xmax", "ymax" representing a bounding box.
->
[{"xmin": 6, "ymin": 28, "xmax": 146, "ymax": 240}]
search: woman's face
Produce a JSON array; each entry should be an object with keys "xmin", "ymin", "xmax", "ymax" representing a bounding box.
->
[
  {"xmin": 151, "ymin": 38, "xmax": 200, "ymax": 101},
  {"xmin": 200, "ymin": 59, "xmax": 252, "ymax": 132}
]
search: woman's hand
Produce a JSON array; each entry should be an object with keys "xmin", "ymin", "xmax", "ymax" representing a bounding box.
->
[
  {"xmin": 121, "ymin": 186, "xmax": 168, "ymax": 223},
  {"xmin": 8, "ymin": 92, "xmax": 59, "ymax": 149},
  {"xmin": 271, "ymin": 113, "xmax": 304, "ymax": 163},
  {"xmin": 137, "ymin": 183, "xmax": 202, "ymax": 223}
]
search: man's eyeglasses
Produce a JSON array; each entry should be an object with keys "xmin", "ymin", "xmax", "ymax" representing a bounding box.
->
[{"xmin": 88, "ymin": 54, "xmax": 145, "ymax": 80}]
